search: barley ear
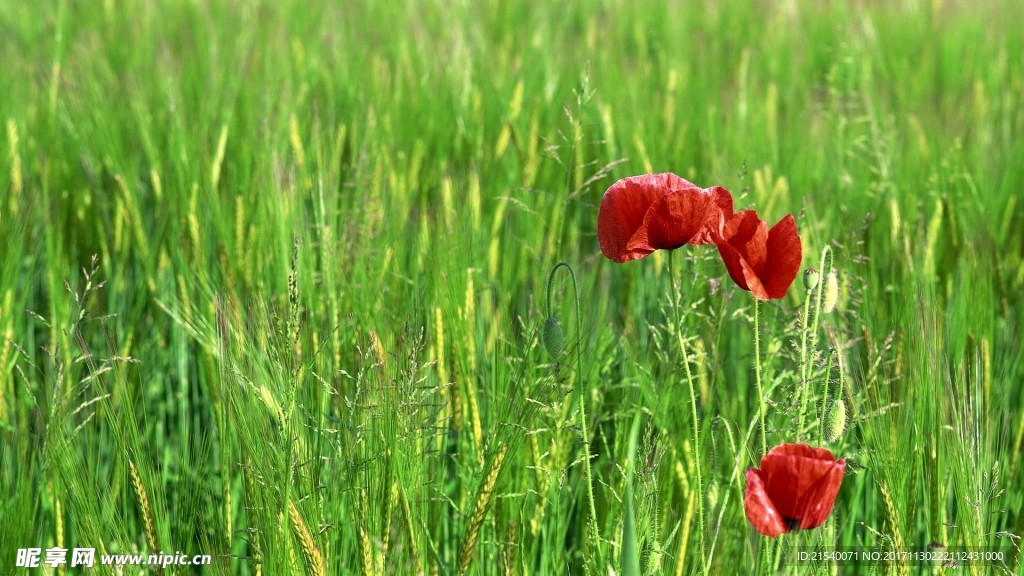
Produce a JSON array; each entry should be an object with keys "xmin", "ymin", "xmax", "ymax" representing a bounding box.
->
[
  {"xmin": 458, "ymin": 443, "xmax": 509, "ymax": 574},
  {"xmin": 128, "ymin": 459, "xmax": 162, "ymax": 576},
  {"xmin": 288, "ymin": 500, "xmax": 326, "ymax": 576}
]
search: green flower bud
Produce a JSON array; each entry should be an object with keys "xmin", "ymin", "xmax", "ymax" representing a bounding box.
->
[
  {"xmin": 543, "ymin": 317, "xmax": 565, "ymax": 359},
  {"xmin": 803, "ymin": 268, "xmax": 820, "ymax": 291},
  {"xmin": 823, "ymin": 271, "xmax": 839, "ymax": 313}
]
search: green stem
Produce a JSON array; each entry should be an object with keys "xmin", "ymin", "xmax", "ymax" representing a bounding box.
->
[
  {"xmin": 807, "ymin": 247, "xmax": 833, "ymax": 377},
  {"xmin": 666, "ymin": 251, "xmax": 707, "ymax": 576},
  {"xmin": 547, "ymin": 261, "xmax": 601, "ymax": 566},
  {"xmin": 754, "ymin": 299, "xmax": 766, "ymax": 456},
  {"xmin": 798, "ymin": 245, "xmax": 832, "ymax": 442},
  {"xmin": 796, "ymin": 280, "xmax": 814, "ymax": 442},
  {"xmin": 817, "ymin": 350, "xmax": 835, "ymax": 445}
]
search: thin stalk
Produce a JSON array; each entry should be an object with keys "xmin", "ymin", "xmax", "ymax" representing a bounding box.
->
[
  {"xmin": 666, "ymin": 250, "xmax": 707, "ymax": 576},
  {"xmin": 754, "ymin": 299, "xmax": 766, "ymax": 456},
  {"xmin": 546, "ymin": 262, "xmax": 602, "ymax": 567},
  {"xmin": 807, "ymin": 247, "xmax": 833, "ymax": 375},
  {"xmin": 753, "ymin": 298, "xmax": 771, "ymax": 575},
  {"xmin": 817, "ymin": 351, "xmax": 835, "ymax": 445},
  {"xmin": 797, "ymin": 245, "xmax": 832, "ymax": 441},
  {"xmin": 796, "ymin": 279, "xmax": 814, "ymax": 442}
]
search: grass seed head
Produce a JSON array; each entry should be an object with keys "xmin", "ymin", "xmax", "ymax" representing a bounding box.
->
[
  {"xmin": 289, "ymin": 500, "xmax": 326, "ymax": 576},
  {"xmin": 458, "ymin": 443, "xmax": 509, "ymax": 574},
  {"xmin": 128, "ymin": 459, "xmax": 162, "ymax": 575}
]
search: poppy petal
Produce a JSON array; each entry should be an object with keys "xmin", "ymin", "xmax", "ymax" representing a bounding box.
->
[
  {"xmin": 744, "ymin": 468, "xmax": 789, "ymax": 537},
  {"xmin": 796, "ymin": 458, "xmax": 846, "ymax": 530},
  {"xmin": 762, "ymin": 215, "xmax": 802, "ymax": 300},
  {"xmin": 631, "ymin": 184, "xmax": 730, "ymax": 252},
  {"xmin": 739, "ymin": 258, "xmax": 771, "ymax": 301},
  {"xmin": 690, "ymin": 185, "xmax": 735, "ymax": 245},
  {"xmin": 715, "ymin": 211, "xmax": 764, "ymax": 293},
  {"xmin": 758, "ymin": 444, "xmax": 843, "ymax": 523},
  {"xmin": 597, "ymin": 173, "xmax": 679, "ymax": 262},
  {"xmin": 715, "ymin": 210, "xmax": 801, "ymax": 301}
]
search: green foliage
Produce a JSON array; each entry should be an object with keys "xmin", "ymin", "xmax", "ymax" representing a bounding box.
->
[{"xmin": 1, "ymin": 0, "xmax": 1022, "ymax": 574}]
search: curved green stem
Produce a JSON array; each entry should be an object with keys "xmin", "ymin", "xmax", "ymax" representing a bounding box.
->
[
  {"xmin": 666, "ymin": 251, "xmax": 707, "ymax": 576},
  {"xmin": 547, "ymin": 261, "xmax": 601, "ymax": 566}
]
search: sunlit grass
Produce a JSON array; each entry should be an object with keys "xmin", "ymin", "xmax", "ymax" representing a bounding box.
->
[{"xmin": 1, "ymin": 0, "xmax": 1022, "ymax": 574}]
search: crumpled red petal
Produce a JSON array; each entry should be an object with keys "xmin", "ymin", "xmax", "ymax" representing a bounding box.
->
[
  {"xmin": 715, "ymin": 210, "xmax": 801, "ymax": 300},
  {"xmin": 598, "ymin": 173, "xmax": 680, "ymax": 262},
  {"xmin": 744, "ymin": 468, "xmax": 789, "ymax": 537},
  {"xmin": 598, "ymin": 173, "xmax": 734, "ymax": 262},
  {"xmin": 630, "ymin": 185, "xmax": 735, "ymax": 252}
]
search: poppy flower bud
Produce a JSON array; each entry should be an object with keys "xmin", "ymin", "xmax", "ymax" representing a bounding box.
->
[
  {"xmin": 543, "ymin": 317, "xmax": 565, "ymax": 359},
  {"xmin": 823, "ymin": 272, "xmax": 839, "ymax": 313},
  {"xmin": 824, "ymin": 400, "xmax": 847, "ymax": 443},
  {"xmin": 803, "ymin": 268, "xmax": 819, "ymax": 291}
]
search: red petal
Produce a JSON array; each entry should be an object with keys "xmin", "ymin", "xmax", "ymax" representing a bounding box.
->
[
  {"xmin": 690, "ymin": 186, "xmax": 735, "ymax": 245},
  {"xmin": 744, "ymin": 468, "xmax": 789, "ymax": 537},
  {"xmin": 597, "ymin": 173, "xmax": 680, "ymax": 262},
  {"xmin": 630, "ymin": 183, "xmax": 731, "ymax": 251},
  {"xmin": 715, "ymin": 211, "xmax": 766, "ymax": 295},
  {"xmin": 762, "ymin": 215, "xmax": 802, "ymax": 300},
  {"xmin": 797, "ymin": 458, "xmax": 846, "ymax": 530},
  {"xmin": 739, "ymin": 259, "xmax": 770, "ymax": 301},
  {"xmin": 758, "ymin": 444, "xmax": 844, "ymax": 526}
]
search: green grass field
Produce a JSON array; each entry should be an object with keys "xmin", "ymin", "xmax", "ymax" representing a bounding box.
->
[{"xmin": 2, "ymin": 0, "xmax": 1023, "ymax": 574}]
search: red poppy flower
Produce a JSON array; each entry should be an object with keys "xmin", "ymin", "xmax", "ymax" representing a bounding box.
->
[
  {"xmin": 597, "ymin": 173, "xmax": 734, "ymax": 263},
  {"xmin": 715, "ymin": 210, "xmax": 802, "ymax": 301},
  {"xmin": 744, "ymin": 443, "xmax": 846, "ymax": 537}
]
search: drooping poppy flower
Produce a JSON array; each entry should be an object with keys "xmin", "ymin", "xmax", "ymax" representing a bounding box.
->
[
  {"xmin": 744, "ymin": 443, "xmax": 846, "ymax": 537},
  {"xmin": 597, "ymin": 173, "xmax": 734, "ymax": 263},
  {"xmin": 715, "ymin": 210, "xmax": 802, "ymax": 301}
]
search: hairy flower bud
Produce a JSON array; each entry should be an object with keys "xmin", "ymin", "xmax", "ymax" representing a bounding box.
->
[
  {"xmin": 823, "ymin": 271, "xmax": 839, "ymax": 313},
  {"xmin": 824, "ymin": 400, "xmax": 847, "ymax": 443},
  {"xmin": 543, "ymin": 317, "xmax": 565, "ymax": 359}
]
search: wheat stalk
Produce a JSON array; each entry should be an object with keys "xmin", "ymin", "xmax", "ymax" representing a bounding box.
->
[
  {"xmin": 466, "ymin": 381, "xmax": 484, "ymax": 466},
  {"xmin": 399, "ymin": 484, "xmax": 422, "ymax": 575},
  {"xmin": 880, "ymin": 480, "xmax": 909, "ymax": 576},
  {"xmin": 289, "ymin": 500, "xmax": 326, "ymax": 576},
  {"xmin": 358, "ymin": 488, "xmax": 374, "ymax": 576},
  {"xmin": 458, "ymin": 442, "xmax": 508, "ymax": 574},
  {"xmin": 382, "ymin": 481, "xmax": 398, "ymax": 558},
  {"xmin": 128, "ymin": 459, "xmax": 162, "ymax": 576}
]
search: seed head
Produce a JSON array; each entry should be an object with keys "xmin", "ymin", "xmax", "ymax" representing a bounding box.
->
[{"xmin": 803, "ymin": 268, "xmax": 820, "ymax": 291}]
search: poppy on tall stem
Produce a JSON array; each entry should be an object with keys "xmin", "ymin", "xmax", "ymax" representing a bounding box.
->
[
  {"xmin": 597, "ymin": 173, "xmax": 729, "ymax": 576},
  {"xmin": 713, "ymin": 209, "xmax": 802, "ymax": 454}
]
